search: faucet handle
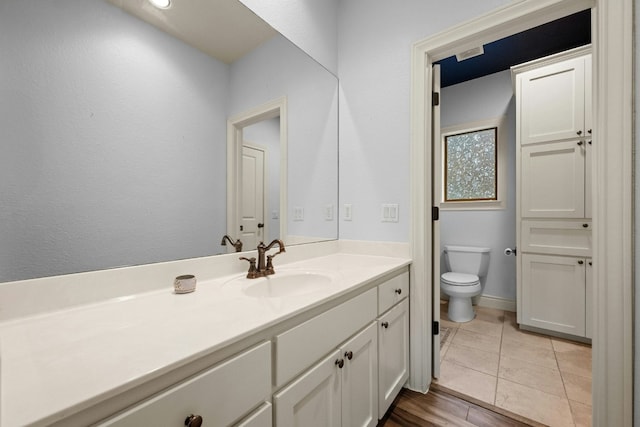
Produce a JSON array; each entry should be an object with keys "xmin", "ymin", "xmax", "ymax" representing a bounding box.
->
[
  {"xmin": 239, "ymin": 257, "xmax": 258, "ymax": 279},
  {"xmin": 265, "ymin": 255, "xmax": 276, "ymax": 275}
]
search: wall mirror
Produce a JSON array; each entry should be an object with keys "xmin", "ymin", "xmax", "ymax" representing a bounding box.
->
[{"xmin": 0, "ymin": 0, "xmax": 338, "ymax": 282}]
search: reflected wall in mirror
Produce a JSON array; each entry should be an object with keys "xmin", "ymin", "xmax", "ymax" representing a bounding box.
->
[{"xmin": 0, "ymin": 0, "xmax": 338, "ymax": 282}]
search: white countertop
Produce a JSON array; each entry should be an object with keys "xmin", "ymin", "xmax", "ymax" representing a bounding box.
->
[{"xmin": 0, "ymin": 252, "xmax": 410, "ymax": 427}]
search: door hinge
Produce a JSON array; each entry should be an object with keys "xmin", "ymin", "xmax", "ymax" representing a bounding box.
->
[
  {"xmin": 432, "ymin": 206, "xmax": 439, "ymax": 221},
  {"xmin": 433, "ymin": 321, "xmax": 440, "ymax": 335},
  {"xmin": 432, "ymin": 92, "xmax": 440, "ymax": 106}
]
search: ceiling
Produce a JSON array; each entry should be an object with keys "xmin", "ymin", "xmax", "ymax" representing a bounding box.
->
[
  {"xmin": 437, "ymin": 9, "xmax": 591, "ymax": 87},
  {"xmin": 106, "ymin": 0, "xmax": 277, "ymax": 63}
]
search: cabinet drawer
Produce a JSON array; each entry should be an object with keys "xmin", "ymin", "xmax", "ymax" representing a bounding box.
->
[
  {"xmin": 99, "ymin": 342, "xmax": 271, "ymax": 427},
  {"xmin": 275, "ymin": 288, "xmax": 377, "ymax": 387},
  {"xmin": 378, "ymin": 270, "xmax": 409, "ymax": 315},
  {"xmin": 521, "ymin": 220, "xmax": 592, "ymax": 257}
]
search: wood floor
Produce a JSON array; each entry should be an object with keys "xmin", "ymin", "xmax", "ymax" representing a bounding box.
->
[{"xmin": 378, "ymin": 387, "xmax": 538, "ymax": 427}]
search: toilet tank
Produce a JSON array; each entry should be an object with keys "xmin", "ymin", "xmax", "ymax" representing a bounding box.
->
[{"xmin": 444, "ymin": 245, "xmax": 491, "ymax": 277}]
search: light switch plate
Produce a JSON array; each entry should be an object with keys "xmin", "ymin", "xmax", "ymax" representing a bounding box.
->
[
  {"xmin": 293, "ymin": 207, "xmax": 304, "ymax": 221},
  {"xmin": 344, "ymin": 204, "xmax": 352, "ymax": 221},
  {"xmin": 381, "ymin": 204, "xmax": 399, "ymax": 222},
  {"xmin": 325, "ymin": 204, "xmax": 334, "ymax": 221}
]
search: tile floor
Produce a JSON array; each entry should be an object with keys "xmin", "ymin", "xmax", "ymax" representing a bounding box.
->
[{"xmin": 436, "ymin": 302, "xmax": 592, "ymax": 427}]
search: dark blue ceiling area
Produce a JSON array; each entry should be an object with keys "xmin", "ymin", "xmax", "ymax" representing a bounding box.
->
[{"xmin": 437, "ymin": 9, "xmax": 591, "ymax": 87}]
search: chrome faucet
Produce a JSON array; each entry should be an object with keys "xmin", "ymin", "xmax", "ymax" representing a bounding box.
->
[
  {"xmin": 240, "ymin": 239, "xmax": 286, "ymax": 278},
  {"xmin": 220, "ymin": 235, "xmax": 243, "ymax": 252}
]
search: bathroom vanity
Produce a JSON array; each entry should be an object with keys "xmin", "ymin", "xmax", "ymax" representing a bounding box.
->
[{"xmin": 0, "ymin": 243, "xmax": 410, "ymax": 426}]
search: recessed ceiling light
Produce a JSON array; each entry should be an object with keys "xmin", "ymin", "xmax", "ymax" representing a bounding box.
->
[{"xmin": 148, "ymin": 0, "xmax": 170, "ymax": 9}]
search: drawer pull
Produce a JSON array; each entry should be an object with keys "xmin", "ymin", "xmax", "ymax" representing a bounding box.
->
[
  {"xmin": 381, "ymin": 321, "xmax": 389, "ymax": 329},
  {"xmin": 578, "ymin": 260, "xmax": 584, "ymax": 265},
  {"xmin": 394, "ymin": 288, "xmax": 402, "ymax": 295},
  {"xmin": 577, "ymin": 130, "xmax": 583, "ymax": 136},
  {"xmin": 577, "ymin": 141, "xmax": 584, "ymax": 146},
  {"xmin": 345, "ymin": 351, "xmax": 353, "ymax": 360},
  {"xmin": 335, "ymin": 358, "xmax": 344, "ymax": 369},
  {"xmin": 582, "ymin": 223, "xmax": 589, "ymax": 228},
  {"xmin": 185, "ymin": 414, "xmax": 203, "ymax": 427}
]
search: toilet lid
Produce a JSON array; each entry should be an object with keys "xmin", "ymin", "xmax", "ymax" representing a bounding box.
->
[{"xmin": 441, "ymin": 272, "xmax": 479, "ymax": 285}]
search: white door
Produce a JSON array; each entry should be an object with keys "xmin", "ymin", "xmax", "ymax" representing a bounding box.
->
[
  {"xmin": 274, "ymin": 349, "xmax": 342, "ymax": 427},
  {"xmin": 431, "ymin": 64, "xmax": 442, "ymax": 378},
  {"xmin": 521, "ymin": 140, "xmax": 585, "ymax": 218},
  {"xmin": 519, "ymin": 56, "xmax": 585, "ymax": 144},
  {"xmin": 378, "ymin": 299, "xmax": 409, "ymax": 418},
  {"xmin": 521, "ymin": 253, "xmax": 586, "ymax": 336},
  {"xmin": 241, "ymin": 144, "xmax": 266, "ymax": 249},
  {"xmin": 341, "ymin": 322, "xmax": 378, "ymax": 427}
]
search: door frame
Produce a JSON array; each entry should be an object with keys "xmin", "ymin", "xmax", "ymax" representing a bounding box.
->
[
  {"xmin": 408, "ymin": 1, "xmax": 633, "ymax": 426},
  {"xmin": 227, "ymin": 97, "xmax": 288, "ymax": 247}
]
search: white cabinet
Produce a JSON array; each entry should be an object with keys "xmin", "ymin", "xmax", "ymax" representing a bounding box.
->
[
  {"xmin": 521, "ymin": 254, "xmax": 586, "ymax": 336},
  {"xmin": 521, "ymin": 140, "xmax": 587, "ymax": 218},
  {"xmin": 377, "ymin": 298, "xmax": 409, "ymax": 418},
  {"xmin": 342, "ymin": 323, "xmax": 379, "ymax": 427},
  {"xmin": 99, "ymin": 341, "xmax": 271, "ymax": 427},
  {"xmin": 274, "ymin": 349, "xmax": 342, "ymax": 427},
  {"xmin": 518, "ymin": 56, "xmax": 589, "ymax": 145},
  {"xmin": 275, "ymin": 323, "xmax": 378, "ymax": 427},
  {"xmin": 585, "ymin": 259, "xmax": 593, "ymax": 339},
  {"xmin": 514, "ymin": 47, "xmax": 593, "ymax": 339}
]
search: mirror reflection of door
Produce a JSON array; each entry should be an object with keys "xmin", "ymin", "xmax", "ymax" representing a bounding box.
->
[
  {"xmin": 241, "ymin": 144, "xmax": 266, "ymax": 249},
  {"xmin": 237, "ymin": 116, "xmax": 281, "ymax": 249}
]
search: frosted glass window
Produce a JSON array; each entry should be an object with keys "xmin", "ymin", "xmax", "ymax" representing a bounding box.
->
[{"xmin": 444, "ymin": 127, "xmax": 497, "ymax": 201}]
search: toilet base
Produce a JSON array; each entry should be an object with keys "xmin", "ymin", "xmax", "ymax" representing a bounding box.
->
[{"xmin": 447, "ymin": 296, "xmax": 475, "ymax": 323}]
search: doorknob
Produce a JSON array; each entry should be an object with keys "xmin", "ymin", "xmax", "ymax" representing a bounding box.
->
[{"xmin": 257, "ymin": 223, "xmax": 264, "ymax": 228}]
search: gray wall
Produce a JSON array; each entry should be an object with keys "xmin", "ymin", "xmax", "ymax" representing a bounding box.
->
[
  {"xmin": 440, "ymin": 70, "xmax": 517, "ymax": 301},
  {"xmin": 336, "ymin": 0, "xmax": 512, "ymax": 242},
  {"xmin": 0, "ymin": 0, "xmax": 229, "ymax": 282}
]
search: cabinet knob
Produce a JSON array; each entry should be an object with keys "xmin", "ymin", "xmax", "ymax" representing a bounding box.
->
[
  {"xmin": 185, "ymin": 414, "xmax": 203, "ymax": 427},
  {"xmin": 589, "ymin": 261, "xmax": 593, "ymax": 266},
  {"xmin": 577, "ymin": 130, "xmax": 583, "ymax": 135},
  {"xmin": 394, "ymin": 288, "xmax": 402, "ymax": 295},
  {"xmin": 588, "ymin": 129, "xmax": 592, "ymax": 134},
  {"xmin": 335, "ymin": 358, "xmax": 344, "ymax": 369},
  {"xmin": 577, "ymin": 141, "xmax": 584, "ymax": 146},
  {"xmin": 381, "ymin": 321, "xmax": 389, "ymax": 329},
  {"xmin": 588, "ymin": 140, "xmax": 592, "ymax": 145},
  {"xmin": 578, "ymin": 260, "xmax": 584, "ymax": 265},
  {"xmin": 582, "ymin": 223, "xmax": 589, "ymax": 228},
  {"xmin": 345, "ymin": 351, "xmax": 353, "ymax": 360}
]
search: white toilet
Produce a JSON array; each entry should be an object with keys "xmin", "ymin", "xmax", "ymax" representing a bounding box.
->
[{"xmin": 441, "ymin": 245, "xmax": 491, "ymax": 322}]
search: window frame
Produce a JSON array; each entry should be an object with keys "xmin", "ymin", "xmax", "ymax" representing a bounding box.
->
[{"xmin": 439, "ymin": 116, "xmax": 508, "ymax": 210}]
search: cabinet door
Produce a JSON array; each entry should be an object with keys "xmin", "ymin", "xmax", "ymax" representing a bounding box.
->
[
  {"xmin": 378, "ymin": 299, "xmax": 409, "ymax": 419},
  {"xmin": 519, "ymin": 57, "xmax": 585, "ymax": 144},
  {"xmin": 521, "ymin": 254, "xmax": 586, "ymax": 336},
  {"xmin": 521, "ymin": 140, "xmax": 585, "ymax": 218},
  {"xmin": 274, "ymin": 349, "xmax": 341, "ymax": 427},
  {"xmin": 585, "ymin": 259, "xmax": 593, "ymax": 339},
  {"xmin": 341, "ymin": 322, "xmax": 378, "ymax": 427}
]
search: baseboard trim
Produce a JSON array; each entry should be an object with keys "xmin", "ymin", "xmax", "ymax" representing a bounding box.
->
[{"xmin": 476, "ymin": 295, "xmax": 516, "ymax": 312}]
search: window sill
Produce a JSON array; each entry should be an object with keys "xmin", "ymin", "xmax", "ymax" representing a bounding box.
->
[{"xmin": 440, "ymin": 200, "xmax": 506, "ymax": 211}]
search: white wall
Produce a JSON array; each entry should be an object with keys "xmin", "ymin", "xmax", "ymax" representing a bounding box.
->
[
  {"xmin": 439, "ymin": 71, "xmax": 517, "ymax": 301},
  {"xmin": 239, "ymin": 0, "xmax": 339, "ymax": 74},
  {"xmin": 0, "ymin": 0, "xmax": 229, "ymax": 282},
  {"xmin": 243, "ymin": 118, "xmax": 281, "ymax": 242},
  {"xmin": 337, "ymin": 0, "xmax": 513, "ymax": 243},
  {"xmin": 228, "ymin": 35, "xmax": 339, "ymax": 242}
]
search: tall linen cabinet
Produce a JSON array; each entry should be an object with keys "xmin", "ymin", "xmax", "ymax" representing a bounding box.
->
[{"xmin": 512, "ymin": 46, "xmax": 593, "ymax": 339}]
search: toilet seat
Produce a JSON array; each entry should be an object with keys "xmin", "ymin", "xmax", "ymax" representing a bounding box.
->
[{"xmin": 441, "ymin": 272, "xmax": 479, "ymax": 286}]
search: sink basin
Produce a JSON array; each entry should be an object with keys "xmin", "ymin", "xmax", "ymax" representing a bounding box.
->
[{"xmin": 227, "ymin": 270, "xmax": 334, "ymax": 298}]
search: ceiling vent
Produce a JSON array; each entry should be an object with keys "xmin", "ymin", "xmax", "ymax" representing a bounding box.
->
[{"xmin": 456, "ymin": 46, "xmax": 485, "ymax": 62}]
